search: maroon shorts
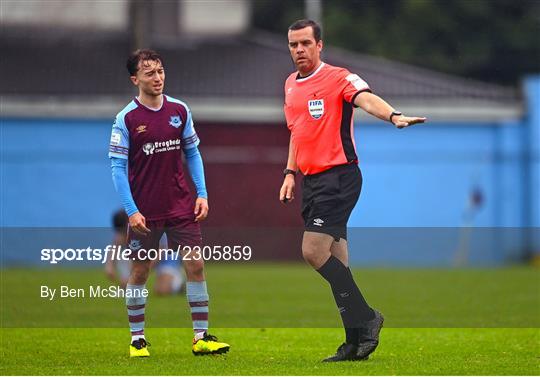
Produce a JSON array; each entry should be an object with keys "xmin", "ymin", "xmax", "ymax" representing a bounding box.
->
[{"xmin": 126, "ymin": 215, "xmax": 202, "ymax": 261}]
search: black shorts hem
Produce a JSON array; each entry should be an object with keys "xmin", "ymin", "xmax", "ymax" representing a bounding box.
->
[{"xmin": 304, "ymin": 226, "xmax": 346, "ymax": 242}]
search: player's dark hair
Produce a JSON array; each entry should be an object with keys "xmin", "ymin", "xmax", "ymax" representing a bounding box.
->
[
  {"xmin": 126, "ymin": 49, "xmax": 163, "ymax": 76},
  {"xmin": 288, "ymin": 19, "xmax": 322, "ymax": 42},
  {"xmin": 112, "ymin": 209, "xmax": 128, "ymax": 231}
]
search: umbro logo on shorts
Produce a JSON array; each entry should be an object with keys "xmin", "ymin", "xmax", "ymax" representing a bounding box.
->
[{"xmin": 313, "ymin": 218, "xmax": 324, "ymax": 227}]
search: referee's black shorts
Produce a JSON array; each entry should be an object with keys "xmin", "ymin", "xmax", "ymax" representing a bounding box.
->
[{"xmin": 301, "ymin": 163, "xmax": 362, "ymax": 241}]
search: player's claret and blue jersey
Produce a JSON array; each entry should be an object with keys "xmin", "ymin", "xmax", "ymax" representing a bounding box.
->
[{"xmin": 109, "ymin": 95, "xmax": 207, "ymax": 221}]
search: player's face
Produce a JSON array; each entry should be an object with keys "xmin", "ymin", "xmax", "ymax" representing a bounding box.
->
[
  {"xmin": 288, "ymin": 26, "xmax": 323, "ymax": 75},
  {"xmin": 131, "ymin": 59, "xmax": 165, "ymax": 97}
]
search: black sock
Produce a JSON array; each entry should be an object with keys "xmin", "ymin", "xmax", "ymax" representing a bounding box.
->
[
  {"xmin": 317, "ymin": 256, "xmax": 374, "ymax": 344},
  {"xmin": 347, "ymin": 267, "xmax": 375, "ymax": 322}
]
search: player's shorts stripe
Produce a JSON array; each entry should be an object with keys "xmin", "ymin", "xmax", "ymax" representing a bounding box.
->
[
  {"xmin": 189, "ymin": 301, "xmax": 209, "ymax": 307},
  {"xmin": 191, "ymin": 312, "xmax": 209, "ymax": 321}
]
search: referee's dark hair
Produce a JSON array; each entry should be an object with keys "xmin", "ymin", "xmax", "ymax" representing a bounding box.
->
[
  {"xmin": 126, "ymin": 49, "xmax": 163, "ymax": 76},
  {"xmin": 288, "ymin": 19, "xmax": 322, "ymax": 43}
]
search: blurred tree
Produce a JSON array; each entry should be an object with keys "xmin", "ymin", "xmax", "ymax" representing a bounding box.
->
[{"xmin": 253, "ymin": 0, "xmax": 540, "ymax": 85}]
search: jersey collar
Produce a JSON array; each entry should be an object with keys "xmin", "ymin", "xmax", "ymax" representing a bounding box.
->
[
  {"xmin": 135, "ymin": 95, "xmax": 165, "ymax": 112},
  {"xmin": 296, "ymin": 62, "xmax": 325, "ymax": 83}
]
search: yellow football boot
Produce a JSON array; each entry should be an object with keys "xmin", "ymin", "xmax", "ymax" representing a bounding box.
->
[
  {"xmin": 192, "ymin": 333, "xmax": 230, "ymax": 355},
  {"xmin": 129, "ymin": 338, "xmax": 150, "ymax": 357}
]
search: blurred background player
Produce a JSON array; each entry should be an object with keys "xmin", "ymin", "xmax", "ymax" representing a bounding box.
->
[
  {"xmin": 105, "ymin": 209, "xmax": 186, "ymax": 295},
  {"xmin": 109, "ymin": 49, "xmax": 229, "ymax": 357},
  {"xmin": 280, "ymin": 19, "xmax": 425, "ymax": 362},
  {"xmin": 105, "ymin": 209, "xmax": 131, "ymax": 288}
]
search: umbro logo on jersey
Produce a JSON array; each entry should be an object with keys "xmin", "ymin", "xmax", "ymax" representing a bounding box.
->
[
  {"xmin": 136, "ymin": 125, "xmax": 147, "ymax": 133},
  {"xmin": 308, "ymin": 99, "xmax": 324, "ymax": 119},
  {"xmin": 313, "ymin": 218, "xmax": 324, "ymax": 226},
  {"xmin": 169, "ymin": 116, "xmax": 182, "ymax": 128}
]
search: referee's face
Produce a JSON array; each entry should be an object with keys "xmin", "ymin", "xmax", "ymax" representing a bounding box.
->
[{"xmin": 288, "ymin": 26, "xmax": 322, "ymax": 76}]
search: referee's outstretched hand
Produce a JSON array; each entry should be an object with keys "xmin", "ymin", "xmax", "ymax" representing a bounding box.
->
[
  {"xmin": 393, "ymin": 115, "xmax": 427, "ymax": 129},
  {"xmin": 280, "ymin": 175, "xmax": 295, "ymax": 203},
  {"xmin": 129, "ymin": 212, "xmax": 151, "ymax": 235}
]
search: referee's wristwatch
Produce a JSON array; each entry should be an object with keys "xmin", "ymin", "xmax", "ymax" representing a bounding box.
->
[
  {"xmin": 283, "ymin": 168, "xmax": 297, "ymax": 177},
  {"xmin": 389, "ymin": 111, "xmax": 402, "ymax": 124}
]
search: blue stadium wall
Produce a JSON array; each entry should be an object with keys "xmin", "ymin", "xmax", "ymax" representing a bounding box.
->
[{"xmin": 1, "ymin": 76, "xmax": 539, "ymax": 266}]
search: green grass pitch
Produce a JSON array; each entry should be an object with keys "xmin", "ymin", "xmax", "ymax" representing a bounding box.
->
[{"xmin": 1, "ymin": 264, "xmax": 539, "ymax": 375}]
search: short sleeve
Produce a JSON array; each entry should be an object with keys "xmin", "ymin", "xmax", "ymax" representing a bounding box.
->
[
  {"xmin": 341, "ymin": 70, "xmax": 371, "ymax": 105},
  {"xmin": 181, "ymin": 106, "xmax": 200, "ymax": 150},
  {"xmin": 108, "ymin": 114, "xmax": 129, "ymax": 159}
]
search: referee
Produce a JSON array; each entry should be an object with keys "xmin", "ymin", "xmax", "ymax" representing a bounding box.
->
[{"xmin": 280, "ymin": 19, "xmax": 426, "ymax": 362}]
